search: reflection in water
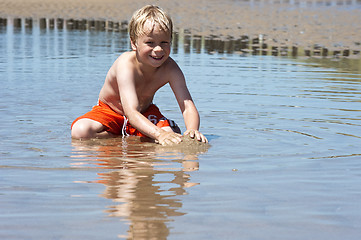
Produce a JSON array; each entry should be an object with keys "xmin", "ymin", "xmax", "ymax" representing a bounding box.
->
[
  {"xmin": 2, "ymin": 16, "xmax": 361, "ymax": 59},
  {"xmin": 71, "ymin": 137, "xmax": 208, "ymax": 239}
]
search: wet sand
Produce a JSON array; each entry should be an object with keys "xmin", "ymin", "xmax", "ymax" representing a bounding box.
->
[{"xmin": 0, "ymin": 0, "xmax": 360, "ymax": 53}]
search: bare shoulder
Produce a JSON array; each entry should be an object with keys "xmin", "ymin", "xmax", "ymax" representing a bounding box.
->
[
  {"xmin": 107, "ymin": 51, "xmax": 136, "ymax": 81},
  {"xmin": 162, "ymin": 57, "xmax": 184, "ymax": 79},
  {"xmin": 113, "ymin": 51, "xmax": 136, "ymax": 69},
  {"xmin": 163, "ymin": 56, "xmax": 180, "ymax": 70}
]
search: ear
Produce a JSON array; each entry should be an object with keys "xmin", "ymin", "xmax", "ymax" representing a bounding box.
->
[{"xmin": 131, "ymin": 40, "xmax": 137, "ymax": 51}]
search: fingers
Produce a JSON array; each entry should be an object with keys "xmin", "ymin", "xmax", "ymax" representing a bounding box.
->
[
  {"xmin": 197, "ymin": 132, "xmax": 208, "ymax": 143},
  {"xmin": 159, "ymin": 130, "xmax": 208, "ymax": 145},
  {"xmin": 159, "ymin": 132, "xmax": 182, "ymax": 146},
  {"xmin": 184, "ymin": 129, "xmax": 195, "ymax": 138},
  {"xmin": 161, "ymin": 138, "xmax": 181, "ymax": 146},
  {"xmin": 200, "ymin": 133, "xmax": 208, "ymax": 143},
  {"xmin": 184, "ymin": 130, "xmax": 208, "ymax": 143}
]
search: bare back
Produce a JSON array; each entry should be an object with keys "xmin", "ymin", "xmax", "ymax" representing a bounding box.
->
[{"xmin": 98, "ymin": 51, "xmax": 177, "ymax": 116}]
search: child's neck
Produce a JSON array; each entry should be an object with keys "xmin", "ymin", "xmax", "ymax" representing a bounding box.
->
[{"xmin": 136, "ymin": 60, "xmax": 160, "ymax": 76}]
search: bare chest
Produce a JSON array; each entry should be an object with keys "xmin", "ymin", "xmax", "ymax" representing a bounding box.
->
[{"xmin": 135, "ymin": 77, "xmax": 168, "ymax": 101}]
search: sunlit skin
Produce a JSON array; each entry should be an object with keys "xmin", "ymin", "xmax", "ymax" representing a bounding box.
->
[{"xmin": 71, "ymin": 20, "xmax": 208, "ymax": 145}]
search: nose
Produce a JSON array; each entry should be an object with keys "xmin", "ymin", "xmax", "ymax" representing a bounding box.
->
[{"xmin": 153, "ymin": 45, "xmax": 163, "ymax": 52}]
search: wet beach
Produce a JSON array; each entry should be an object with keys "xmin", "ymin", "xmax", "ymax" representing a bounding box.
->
[
  {"xmin": 1, "ymin": 0, "xmax": 361, "ymax": 57},
  {"xmin": 1, "ymin": 1, "xmax": 361, "ymax": 240}
]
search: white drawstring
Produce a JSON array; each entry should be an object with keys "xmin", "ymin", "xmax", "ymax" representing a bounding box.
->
[{"xmin": 122, "ymin": 116, "xmax": 129, "ymax": 137}]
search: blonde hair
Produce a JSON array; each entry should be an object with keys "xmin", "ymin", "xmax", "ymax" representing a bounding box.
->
[{"xmin": 129, "ymin": 5, "xmax": 173, "ymax": 43}]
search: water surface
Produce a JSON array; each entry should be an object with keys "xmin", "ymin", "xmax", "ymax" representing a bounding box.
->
[{"xmin": 1, "ymin": 20, "xmax": 361, "ymax": 240}]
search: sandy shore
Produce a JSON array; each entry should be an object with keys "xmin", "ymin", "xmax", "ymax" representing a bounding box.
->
[{"xmin": 1, "ymin": 0, "xmax": 360, "ymax": 54}]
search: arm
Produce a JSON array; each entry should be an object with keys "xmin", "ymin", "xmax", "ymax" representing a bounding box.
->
[
  {"xmin": 116, "ymin": 63, "xmax": 181, "ymax": 145},
  {"xmin": 169, "ymin": 64, "xmax": 208, "ymax": 143}
]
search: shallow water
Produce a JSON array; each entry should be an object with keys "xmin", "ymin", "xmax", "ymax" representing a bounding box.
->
[{"xmin": 1, "ymin": 20, "xmax": 361, "ymax": 240}]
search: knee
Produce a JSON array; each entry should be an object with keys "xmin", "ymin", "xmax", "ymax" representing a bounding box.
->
[
  {"xmin": 71, "ymin": 120, "xmax": 93, "ymax": 139},
  {"xmin": 169, "ymin": 120, "xmax": 181, "ymax": 134}
]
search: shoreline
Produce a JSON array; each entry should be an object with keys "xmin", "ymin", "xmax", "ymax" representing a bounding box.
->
[{"xmin": 1, "ymin": 0, "xmax": 360, "ymax": 57}]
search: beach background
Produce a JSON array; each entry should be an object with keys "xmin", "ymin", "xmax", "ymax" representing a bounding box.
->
[
  {"xmin": 1, "ymin": 1, "xmax": 361, "ymax": 239},
  {"xmin": 1, "ymin": 0, "xmax": 361, "ymax": 56}
]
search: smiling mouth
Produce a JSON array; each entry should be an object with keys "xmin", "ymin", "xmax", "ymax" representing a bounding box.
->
[{"xmin": 150, "ymin": 55, "xmax": 163, "ymax": 60}]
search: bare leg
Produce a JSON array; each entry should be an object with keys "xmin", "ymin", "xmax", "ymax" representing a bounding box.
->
[
  {"xmin": 71, "ymin": 118, "xmax": 114, "ymax": 139},
  {"xmin": 161, "ymin": 126, "xmax": 177, "ymax": 133},
  {"xmin": 167, "ymin": 120, "xmax": 181, "ymax": 134}
]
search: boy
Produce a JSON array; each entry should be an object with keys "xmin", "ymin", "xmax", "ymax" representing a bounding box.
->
[{"xmin": 71, "ymin": 5, "xmax": 207, "ymax": 145}]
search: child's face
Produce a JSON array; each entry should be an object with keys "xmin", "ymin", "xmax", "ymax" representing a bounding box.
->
[{"xmin": 131, "ymin": 20, "xmax": 171, "ymax": 68}]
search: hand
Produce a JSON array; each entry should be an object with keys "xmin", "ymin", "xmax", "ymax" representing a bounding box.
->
[
  {"xmin": 184, "ymin": 129, "xmax": 208, "ymax": 143},
  {"xmin": 157, "ymin": 131, "xmax": 182, "ymax": 146}
]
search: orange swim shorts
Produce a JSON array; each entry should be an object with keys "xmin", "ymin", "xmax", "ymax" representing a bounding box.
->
[{"xmin": 71, "ymin": 100, "xmax": 171, "ymax": 137}]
